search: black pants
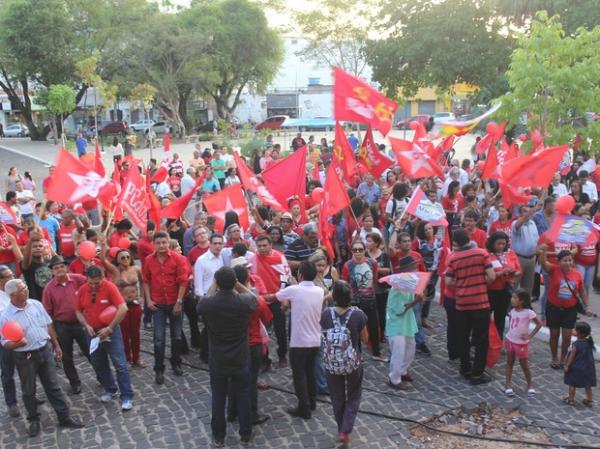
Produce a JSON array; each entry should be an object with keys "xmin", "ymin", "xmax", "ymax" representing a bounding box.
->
[
  {"xmin": 268, "ymin": 301, "xmax": 287, "ymax": 360},
  {"xmin": 228, "ymin": 344, "xmax": 262, "ymax": 420},
  {"xmin": 442, "ymin": 296, "xmax": 460, "ymax": 360},
  {"xmin": 375, "ymin": 292, "xmax": 388, "ymax": 341},
  {"xmin": 180, "ymin": 294, "xmax": 201, "ymax": 352},
  {"xmin": 54, "ymin": 321, "xmax": 90, "ymax": 387},
  {"xmin": 421, "ymin": 273, "xmax": 438, "ymax": 319},
  {"xmin": 13, "ymin": 345, "xmax": 70, "ymax": 423},
  {"xmin": 488, "ymin": 288, "xmax": 511, "ymax": 339},
  {"xmin": 289, "ymin": 347, "xmax": 319, "ymax": 415},
  {"xmin": 456, "ymin": 308, "xmax": 489, "ymax": 377},
  {"xmin": 326, "ymin": 367, "xmax": 363, "ymax": 435},
  {"xmin": 358, "ymin": 300, "xmax": 380, "ymax": 356}
]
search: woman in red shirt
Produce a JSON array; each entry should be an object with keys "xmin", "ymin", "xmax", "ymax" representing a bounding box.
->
[
  {"xmin": 539, "ymin": 247, "xmax": 592, "ymax": 369},
  {"xmin": 485, "ymin": 232, "xmax": 521, "ymax": 339},
  {"xmin": 442, "ymin": 180, "xmax": 463, "ymax": 231},
  {"xmin": 489, "ymin": 205, "xmax": 513, "ymax": 237},
  {"xmin": 575, "ymin": 230, "xmax": 599, "ymax": 296}
]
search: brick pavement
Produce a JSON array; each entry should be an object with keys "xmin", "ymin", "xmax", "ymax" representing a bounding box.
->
[{"xmin": 1, "ymin": 303, "xmax": 599, "ymax": 449}]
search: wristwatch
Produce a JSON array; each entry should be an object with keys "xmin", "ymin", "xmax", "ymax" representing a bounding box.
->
[{"xmin": 176, "ymin": 299, "xmax": 183, "ymax": 305}]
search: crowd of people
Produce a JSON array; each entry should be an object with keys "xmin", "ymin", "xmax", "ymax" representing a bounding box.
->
[{"xmin": 0, "ymin": 131, "xmax": 597, "ymax": 447}]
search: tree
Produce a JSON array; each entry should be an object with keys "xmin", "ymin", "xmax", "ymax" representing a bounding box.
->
[
  {"xmin": 129, "ymin": 83, "xmax": 158, "ymax": 149},
  {"xmin": 46, "ymin": 85, "xmax": 76, "ymax": 145},
  {"xmin": 497, "ymin": 12, "xmax": 600, "ymax": 149},
  {"xmin": 366, "ymin": 0, "xmax": 514, "ymax": 103},
  {"xmin": 186, "ymin": 0, "xmax": 283, "ymax": 120},
  {"xmin": 293, "ymin": 0, "xmax": 375, "ymax": 77}
]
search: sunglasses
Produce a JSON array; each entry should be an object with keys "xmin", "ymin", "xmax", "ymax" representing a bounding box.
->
[
  {"xmin": 352, "ymin": 248, "xmax": 365, "ymax": 253},
  {"xmin": 119, "ymin": 255, "xmax": 130, "ymax": 260}
]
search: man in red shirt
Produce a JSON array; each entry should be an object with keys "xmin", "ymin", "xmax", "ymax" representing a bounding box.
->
[
  {"xmin": 445, "ymin": 229, "xmax": 495, "ymax": 385},
  {"xmin": 462, "ymin": 210, "xmax": 487, "ymax": 249},
  {"xmin": 0, "ymin": 223, "xmax": 22, "ymax": 274},
  {"xmin": 75, "ymin": 265, "xmax": 133, "ymax": 410},
  {"xmin": 188, "ymin": 226, "xmax": 210, "ymax": 266},
  {"xmin": 142, "ymin": 231, "xmax": 190, "ymax": 385},
  {"xmin": 58, "ymin": 210, "xmax": 77, "ymax": 262},
  {"xmin": 137, "ymin": 221, "xmax": 155, "ymax": 330},
  {"xmin": 42, "ymin": 256, "xmax": 89, "ymax": 394},
  {"xmin": 388, "ymin": 231, "xmax": 426, "ymax": 273}
]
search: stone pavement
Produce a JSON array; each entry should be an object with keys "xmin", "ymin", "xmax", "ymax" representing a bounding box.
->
[{"xmin": 1, "ymin": 303, "xmax": 599, "ymax": 449}]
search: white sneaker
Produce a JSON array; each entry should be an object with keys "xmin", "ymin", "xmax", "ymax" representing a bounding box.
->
[
  {"xmin": 100, "ymin": 391, "xmax": 117, "ymax": 403},
  {"xmin": 121, "ymin": 399, "xmax": 133, "ymax": 411}
]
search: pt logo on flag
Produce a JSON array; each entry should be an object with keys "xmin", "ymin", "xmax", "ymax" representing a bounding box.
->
[
  {"xmin": 121, "ymin": 182, "xmax": 148, "ymax": 219},
  {"xmin": 558, "ymin": 217, "xmax": 592, "ymax": 244}
]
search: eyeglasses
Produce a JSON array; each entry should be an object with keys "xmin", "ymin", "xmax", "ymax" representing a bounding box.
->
[
  {"xmin": 352, "ymin": 248, "xmax": 365, "ymax": 253},
  {"xmin": 119, "ymin": 255, "xmax": 130, "ymax": 260}
]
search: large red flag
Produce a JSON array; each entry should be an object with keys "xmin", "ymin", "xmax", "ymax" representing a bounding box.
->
[
  {"xmin": 233, "ymin": 151, "xmax": 285, "ymax": 211},
  {"xmin": 46, "ymin": 148, "xmax": 110, "ymax": 204},
  {"xmin": 160, "ymin": 176, "xmax": 203, "ymax": 219},
  {"xmin": 357, "ymin": 126, "xmax": 393, "ymax": 178},
  {"xmin": 319, "ymin": 163, "xmax": 351, "ymax": 257},
  {"xmin": 333, "ymin": 67, "xmax": 398, "ymax": 136},
  {"xmin": 145, "ymin": 173, "xmax": 162, "ymax": 226},
  {"xmin": 203, "ymin": 184, "xmax": 249, "ymax": 233},
  {"xmin": 94, "ymin": 141, "xmax": 106, "ymax": 177},
  {"xmin": 481, "ymin": 142, "xmax": 500, "ymax": 180},
  {"xmin": 502, "ymin": 145, "xmax": 568, "ymax": 188},
  {"xmin": 262, "ymin": 146, "xmax": 307, "ymax": 211},
  {"xmin": 116, "ymin": 166, "xmax": 149, "ymax": 231},
  {"xmin": 389, "ymin": 137, "xmax": 444, "ymax": 179},
  {"xmin": 333, "ymin": 123, "xmax": 358, "ymax": 183}
]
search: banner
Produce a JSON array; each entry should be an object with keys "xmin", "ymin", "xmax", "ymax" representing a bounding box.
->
[
  {"xmin": 379, "ymin": 272, "xmax": 432, "ymax": 295},
  {"xmin": 546, "ymin": 214, "xmax": 597, "ymax": 246},
  {"xmin": 405, "ymin": 187, "xmax": 448, "ymax": 225},
  {"xmin": 0, "ymin": 202, "xmax": 17, "ymax": 225},
  {"xmin": 116, "ymin": 167, "xmax": 149, "ymax": 231}
]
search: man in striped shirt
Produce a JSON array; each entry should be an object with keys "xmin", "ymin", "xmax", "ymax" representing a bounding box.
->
[{"xmin": 445, "ymin": 229, "xmax": 496, "ymax": 385}]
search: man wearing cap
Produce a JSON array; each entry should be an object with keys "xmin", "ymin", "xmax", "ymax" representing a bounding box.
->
[
  {"xmin": 42, "ymin": 255, "xmax": 89, "ymax": 395},
  {"xmin": 281, "ymin": 212, "xmax": 300, "ymax": 249},
  {"xmin": 285, "ymin": 222, "xmax": 320, "ymax": 273},
  {"xmin": 0, "ymin": 278, "xmax": 84, "ymax": 437}
]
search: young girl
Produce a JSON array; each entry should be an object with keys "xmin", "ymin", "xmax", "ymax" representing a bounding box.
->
[
  {"xmin": 564, "ymin": 322, "xmax": 596, "ymax": 406},
  {"xmin": 504, "ymin": 290, "xmax": 542, "ymax": 397}
]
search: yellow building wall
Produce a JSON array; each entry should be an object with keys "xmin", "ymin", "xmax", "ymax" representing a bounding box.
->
[{"xmin": 403, "ymin": 84, "xmax": 479, "ymax": 115}]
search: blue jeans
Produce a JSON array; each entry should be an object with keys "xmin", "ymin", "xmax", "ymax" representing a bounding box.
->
[
  {"xmin": 576, "ymin": 264, "xmax": 595, "ymax": 296},
  {"xmin": 413, "ymin": 302, "xmax": 426, "ymax": 346},
  {"xmin": 0, "ymin": 345, "xmax": 16, "ymax": 406},
  {"xmin": 209, "ymin": 362, "xmax": 252, "ymax": 441},
  {"xmin": 89, "ymin": 326, "xmax": 134, "ymax": 401},
  {"xmin": 314, "ymin": 341, "xmax": 329, "ymax": 394},
  {"xmin": 153, "ymin": 304, "xmax": 183, "ymax": 372}
]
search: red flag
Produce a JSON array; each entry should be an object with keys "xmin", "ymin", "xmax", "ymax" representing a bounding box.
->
[
  {"xmin": 94, "ymin": 141, "xmax": 106, "ymax": 177},
  {"xmin": 319, "ymin": 163, "xmax": 351, "ymax": 257},
  {"xmin": 333, "ymin": 123, "xmax": 358, "ymax": 183},
  {"xmin": 161, "ymin": 133, "xmax": 171, "ymax": 168},
  {"xmin": 145, "ymin": 173, "xmax": 162, "ymax": 226},
  {"xmin": 46, "ymin": 148, "xmax": 110, "ymax": 204},
  {"xmin": 499, "ymin": 182, "xmax": 531, "ymax": 209},
  {"xmin": 160, "ymin": 176, "xmax": 203, "ymax": 219},
  {"xmin": 116, "ymin": 166, "xmax": 149, "ymax": 231},
  {"xmin": 0, "ymin": 202, "xmax": 17, "ymax": 225},
  {"xmin": 357, "ymin": 126, "xmax": 393, "ymax": 178},
  {"xmin": 151, "ymin": 166, "xmax": 168, "ymax": 184},
  {"xmin": 333, "ymin": 67, "xmax": 398, "ymax": 136},
  {"xmin": 311, "ymin": 160, "xmax": 320, "ymax": 182},
  {"xmin": 262, "ymin": 146, "xmax": 307, "ymax": 211},
  {"xmin": 481, "ymin": 142, "xmax": 500, "ymax": 180},
  {"xmin": 203, "ymin": 184, "xmax": 249, "ymax": 233},
  {"xmin": 233, "ymin": 151, "xmax": 285, "ymax": 211},
  {"xmin": 379, "ymin": 272, "xmax": 432, "ymax": 295},
  {"xmin": 390, "ymin": 137, "xmax": 444, "ymax": 179},
  {"xmin": 405, "ymin": 186, "xmax": 448, "ymax": 225},
  {"xmin": 502, "ymin": 145, "xmax": 568, "ymax": 188}
]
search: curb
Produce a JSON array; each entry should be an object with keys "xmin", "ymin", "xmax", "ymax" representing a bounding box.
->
[
  {"xmin": 528, "ymin": 322, "xmax": 600, "ymax": 362},
  {"xmin": 0, "ymin": 143, "xmax": 54, "ymax": 166}
]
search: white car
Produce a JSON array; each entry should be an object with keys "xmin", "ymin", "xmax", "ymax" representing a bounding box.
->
[
  {"xmin": 432, "ymin": 112, "xmax": 456, "ymax": 123},
  {"xmin": 3, "ymin": 124, "xmax": 29, "ymax": 137}
]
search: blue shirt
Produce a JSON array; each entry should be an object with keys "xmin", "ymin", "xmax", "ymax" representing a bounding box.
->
[
  {"xmin": 0, "ymin": 299, "xmax": 52, "ymax": 351},
  {"xmin": 75, "ymin": 137, "xmax": 87, "ymax": 157},
  {"xmin": 532, "ymin": 210, "xmax": 551, "ymax": 235},
  {"xmin": 37, "ymin": 216, "xmax": 60, "ymax": 251},
  {"xmin": 348, "ymin": 135, "xmax": 359, "ymax": 151},
  {"xmin": 356, "ymin": 182, "xmax": 381, "ymax": 205},
  {"xmin": 202, "ymin": 178, "xmax": 221, "ymax": 193}
]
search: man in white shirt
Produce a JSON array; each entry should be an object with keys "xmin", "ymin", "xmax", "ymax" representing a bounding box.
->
[
  {"xmin": 441, "ymin": 167, "xmax": 462, "ymax": 197},
  {"xmin": 579, "ymin": 171, "xmax": 598, "ymax": 202},
  {"xmin": 550, "ymin": 173, "xmax": 568, "ymax": 197},
  {"xmin": 181, "ymin": 168, "xmax": 198, "ymax": 196},
  {"xmin": 0, "ymin": 265, "xmax": 19, "ymax": 417},
  {"xmin": 14, "ymin": 181, "xmax": 35, "ymax": 220},
  {"xmin": 194, "ymin": 234, "xmax": 225, "ymax": 363},
  {"xmin": 276, "ymin": 260, "xmax": 324, "ymax": 420}
]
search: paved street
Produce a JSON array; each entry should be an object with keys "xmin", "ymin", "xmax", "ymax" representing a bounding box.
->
[{"xmin": 1, "ymin": 302, "xmax": 599, "ymax": 449}]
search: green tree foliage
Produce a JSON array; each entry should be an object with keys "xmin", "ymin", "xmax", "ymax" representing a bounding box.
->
[
  {"xmin": 366, "ymin": 0, "xmax": 513, "ymax": 103},
  {"xmin": 185, "ymin": 0, "xmax": 283, "ymax": 120},
  {"xmin": 497, "ymin": 12, "xmax": 600, "ymax": 149}
]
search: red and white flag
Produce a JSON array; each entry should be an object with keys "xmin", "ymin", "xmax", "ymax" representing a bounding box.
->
[
  {"xmin": 405, "ymin": 186, "xmax": 448, "ymax": 225},
  {"xmin": 116, "ymin": 166, "xmax": 149, "ymax": 231},
  {"xmin": 333, "ymin": 123, "xmax": 358, "ymax": 184},
  {"xmin": 390, "ymin": 138, "xmax": 444, "ymax": 179},
  {"xmin": 262, "ymin": 146, "xmax": 307, "ymax": 211},
  {"xmin": 319, "ymin": 162, "xmax": 351, "ymax": 256},
  {"xmin": 357, "ymin": 126, "xmax": 393, "ymax": 178},
  {"xmin": 233, "ymin": 151, "xmax": 285, "ymax": 211},
  {"xmin": 0, "ymin": 202, "xmax": 17, "ymax": 225},
  {"xmin": 379, "ymin": 272, "xmax": 432, "ymax": 295},
  {"xmin": 203, "ymin": 184, "xmax": 249, "ymax": 232}
]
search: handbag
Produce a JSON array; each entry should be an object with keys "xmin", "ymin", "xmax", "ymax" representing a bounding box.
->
[{"xmin": 562, "ymin": 271, "xmax": 586, "ymax": 314}]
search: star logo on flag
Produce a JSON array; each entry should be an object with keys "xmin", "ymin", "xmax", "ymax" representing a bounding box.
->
[
  {"xmin": 211, "ymin": 197, "xmax": 246, "ymax": 222},
  {"xmin": 68, "ymin": 171, "xmax": 108, "ymax": 203},
  {"xmin": 399, "ymin": 144, "xmax": 434, "ymax": 176}
]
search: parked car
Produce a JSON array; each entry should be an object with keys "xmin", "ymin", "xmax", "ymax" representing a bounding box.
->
[
  {"xmin": 281, "ymin": 116, "xmax": 335, "ymax": 131},
  {"xmin": 256, "ymin": 115, "xmax": 288, "ymax": 130},
  {"xmin": 432, "ymin": 111, "xmax": 456, "ymax": 123},
  {"xmin": 130, "ymin": 119, "xmax": 157, "ymax": 133},
  {"xmin": 4, "ymin": 124, "xmax": 29, "ymax": 137},
  {"xmin": 101, "ymin": 121, "xmax": 129, "ymax": 137},
  {"xmin": 396, "ymin": 114, "xmax": 431, "ymax": 130}
]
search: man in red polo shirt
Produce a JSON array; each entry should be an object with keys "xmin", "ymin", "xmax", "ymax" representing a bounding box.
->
[
  {"xmin": 188, "ymin": 226, "xmax": 210, "ymax": 266},
  {"xmin": 142, "ymin": 231, "xmax": 189, "ymax": 385},
  {"xmin": 75, "ymin": 265, "xmax": 134, "ymax": 411},
  {"xmin": 136, "ymin": 221, "xmax": 155, "ymax": 330},
  {"xmin": 462, "ymin": 210, "xmax": 487, "ymax": 249},
  {"xmin": 445, "ymin": 229, "xmax": 495, "ymax": 385}
]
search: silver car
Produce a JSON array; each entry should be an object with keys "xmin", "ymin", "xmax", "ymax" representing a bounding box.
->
[{"xmin": 3, "ymin": 124, "xmax": 29, "ymax": 137}]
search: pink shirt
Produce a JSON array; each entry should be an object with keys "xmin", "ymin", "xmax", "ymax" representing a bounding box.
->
[
  {"xmin": 506, "ymin": 308, "xmax": 536, "ymax": 344},
  {"xmin": 276, "ymin": 281, "xmax": 324, "ymax": 348}
]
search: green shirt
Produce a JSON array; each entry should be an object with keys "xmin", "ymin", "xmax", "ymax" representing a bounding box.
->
[
  {"xmin": 211, "ymin": 159, "xmax": 226, "ymax": 179},
  {"xmin": 385, "ymin": 289, "xmax": 418, "ymax": 337}
]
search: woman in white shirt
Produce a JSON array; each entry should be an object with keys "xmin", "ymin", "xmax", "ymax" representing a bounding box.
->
[
  {"xmin": 352, "ymin": 214, "xmax": 382, "ymax": 245},
  {"xmin": 109, "ymin": 137, "xmax": 124, "ymax": 162},
  {"xmin": 223, "ymin": 168, "xmax": 241, "ymax": 187}
]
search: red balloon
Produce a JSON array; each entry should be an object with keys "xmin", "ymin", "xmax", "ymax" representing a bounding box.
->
[
  {"xmin": 530, "ymin": 129, "xmax": 543, "ymax": 147},
  {"xmin": 485, "ymin": 121, "xmax": 499, "ymax": 136},
  {"xmin": 78, "ymin": 241, "xmax": 96, "ymax": 260},
  {"xmin": 99, "ymin": 306, "xmax": 117, "ymax": 326},
  {"xmin": 118, "ymin": 237, "xmax": 131, "ymax": 249},
  {"xmin": 108, "ymin": 247, "xmax": 120, "ymax": 259},
  {"xmin": 311, "ymin": 187, "xmax": 324, "ymax": 203},
  {"xmin": 555, "ymin": 195, "xmax": 575, "ymax": 214},
  {"xmin": 518, "ymin": 133, "xmax": 527, "ymax": 142},
  {"xmin": 1, "ymin": 321, "xmax": 24, "ymax": 342}
]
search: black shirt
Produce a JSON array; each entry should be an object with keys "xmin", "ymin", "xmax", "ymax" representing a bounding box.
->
[
  {"xmin": 22, "ymin": 260, "xmax": 52, "ymax": 300},
  {"xmin": 196, "ymin": 290, "xmax": 258, "ymax": 372}
]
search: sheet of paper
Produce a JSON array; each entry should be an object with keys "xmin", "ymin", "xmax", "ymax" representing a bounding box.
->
[{"xmin": 89, "ymin": 336, "xmax": 100, "ymax": 354}]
